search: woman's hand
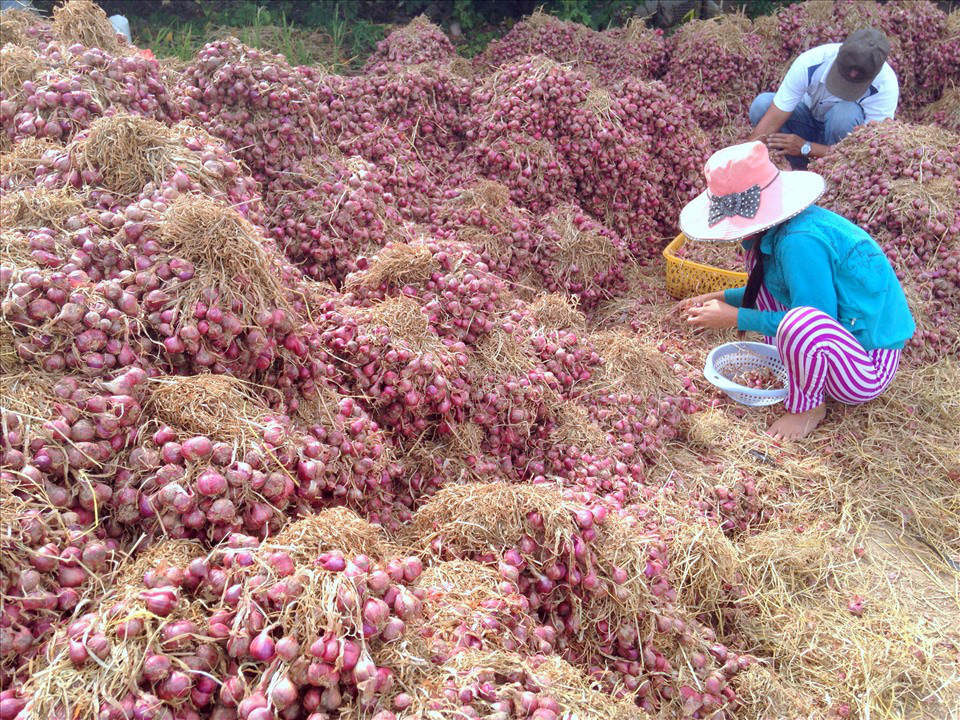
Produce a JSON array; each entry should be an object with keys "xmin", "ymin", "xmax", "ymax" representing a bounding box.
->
[
  {"xmin": 671, "ymin": 291, "xmax": 724, "ymax": 316},
  {"xmin": 686, "ymin": 299, "xmax": 739, "ymax": 329}
]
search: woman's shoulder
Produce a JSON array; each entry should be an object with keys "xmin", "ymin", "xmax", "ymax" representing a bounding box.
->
[
  {"xmin": 793, "ymin": 204, "xmax": 850, "ymax": 226},
  {"xmin": 797, "ymin": 207, "xmax": 891, "ymax": 277},
  {"xmin": 783, "ymin": 205, "xmax": 874, "ymax": 241}
]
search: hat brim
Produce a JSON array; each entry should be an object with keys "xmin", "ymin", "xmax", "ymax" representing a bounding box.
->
[
  {"xmin": 679, "ymin": 170, "xmax": 825, "ymax": 243},
  {"xmin": 824, "ymin": 62, "xmax": 871, "ymax": 102}
]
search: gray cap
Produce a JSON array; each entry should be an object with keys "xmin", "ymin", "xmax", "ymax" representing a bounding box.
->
[{"xmin": 825, "ymin": 29, "xmax": 891, "ymax": 102}]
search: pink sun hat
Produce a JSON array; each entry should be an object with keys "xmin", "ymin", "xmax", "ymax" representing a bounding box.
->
[{"xmin": 679, "ymin": 141, "xmax": 825, "ymax": 243}]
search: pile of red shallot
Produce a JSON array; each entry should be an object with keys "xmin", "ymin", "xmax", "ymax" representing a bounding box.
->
[
  {"xmin": 174, "ymin": 39, "xmax": 325, "ymax": 183},
  {"xmin": 363, "ymin": 15, "xmax": 456, "ymax": 70},
  {"xmin": 478, "ymin": 10, "xmax": 668, "ymax": 86},
  {"xmin": 1, "ymin": 41, "xmax": 178, "ymax": 147}
]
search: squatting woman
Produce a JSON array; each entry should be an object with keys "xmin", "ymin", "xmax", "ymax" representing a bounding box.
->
[{"xmin": 674, "ymin": 141, "xmax": 915, "ymax": 440}]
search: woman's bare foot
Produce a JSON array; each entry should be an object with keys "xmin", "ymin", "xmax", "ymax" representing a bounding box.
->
[{"xmin": 767, "ymin": 404, "xmax": 827, "ymax": 441}]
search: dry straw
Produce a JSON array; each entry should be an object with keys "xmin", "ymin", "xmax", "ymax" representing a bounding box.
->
[
  {"xmin": 667, "ymin": 515, "xmax": 740, "ymax": 616},
  {"xmin": 445, "ymin": 180, "xmax": 527, "ymax": 268},
  {"xmin": 447, "ymin": 55, "xmax": 478, "ymax": 79},
  {"xmin": 589, "ymin": 329, "xmax": 683, "ymax": 398},
  {"xmin": 804, "ymin": 0, "xmax": 890, "ymax": 39},
  {"xmin": 621, "ymin": 16, "xmax": 659, "ymax": 44},
  {"xmin": 827, "ymin": 122, "xmax": 959, "ymax": 192},
  {"xmin": 730, "ymin": 663, "xmax": 818, "ymax": 720},
  {"xmin": 158, "ymin": 195, "xmax": 292, "ymax": 328},
  {"xmin": 1, "ymin": 229, "xmax": 36, "ymax": 268},
  {"xmin": 666, "ymin": 514, "xmax": 959, "ymax": 716},
  {"xmin": 51, "ymin": 0, "xmax": 123, "ymax": 53},
  {"xmin": 0, "ymin": 322, "xmax": 21, "ymax": 376},
  {"xmin": 114, "ymin": 538, "xmax": 204, "ymax": 588},
  {"xmin": 550, "ymin": 400, "xmax": 607, "ymax": 451},
  {"xmin": 406, "ymin": 482, "xmax": 578, "ymax": 562},
  {"xmin": 0, "ymin": 187, "xmax": 86, "ymax": 230},
  {"xmin": 0, "ymin": 43, "xmax": 43, "ymax": 101},
  {"xmin": 1, "ymin": 324, "xmax": 70, "ymax": 446},
  {"xmin": 268, "ymin": 507, "xmax": 393, "ymax": 563},
  {"xmin": 0, "ymin": 8, "xmax": 38, "ymax": 46},
  {"xmin": 671, "ymin": 359, "xmax": 960, "ymax": 559},
  {"xmin": 398, "ymin": 13, "xmax": 444, "ymax": 38},
  {"xmin": 360, "ymin": 295, "xmax": 441, "ymax": 353},
  {"xmin": 472, "ymin": 325, "xmax": 539, "ymax": 378},
  {"xmin": 735, "ymin": 553, "xmax": 959, "ymax": 716},
  {"xmin": 658, "ymin": 359, "xmax": 960, "ymax": 716},
  {"xmin": 673, "ymin": 14, "xmax": 755, "ymax": 57},
  {"xmin": 146, "ymin": 374, "xmax": 271, "ymax": 444},
  {"xmin": 0, "ymin": 137, "xmax": 60, "ymax": 184},
  {"xmin": 402, "ymin": 420, "xmax": 486, "ymax": 487},
  {"xmin": 208, "ymin": 23, "xmax": 335, "ymax": 66},
  {"xmin": 545, "ymin": 203, "xmax": 622, "ymax": 294},
  {"xmin": 156, "ymin": 55, "xmax": 191, "ymax": 86},
  {"xmin": 75, "ymin": 115, "xmax": 237, "ymax": 198},
  {"xmin": 441, "ymin": 650, "xmax": 644, "ymax": 720},
  {"xmin": 280, "ymin": 150, "xmax": 394, "ymax": 239},
  {"xmin": 229, "ymin": 511, "xmax": 396, "ymax": 652},
  {"xmin": 819, "ymin": 361, "xmax": 960, "ymax": 556},
  {"xmin": 347, "ymin": 240, "xmax": 438, "ymax": 290},
  {"xmin": 916, "ymin": 85, "xmax": 960, "ymax": 129},
  {"xmin": 900, "ymin": 281, "xmax": 960, "ymax": 361},
  {"xmin": 470, "ymin": 326, "xmax": 563, "ymax": 430},
  {"xmin": 417, "ymin": 560, "xmax": 507, "ymax": 609},
  {"xmin": 863, "ymin": 175, "xmax": 958, "ymax": 231},
  {"xmin": 522, "ymin": 8, "xmax": 576, "ymax": 32},
  {"xmin": 588, "ymin": 513, "xmax": 663, "ymax": 638},
  {"xmin": 485, "ymin": 55, "xmax": 570, "ymax": 109},
  {"xmin": 507, "ymin": 136, "xmax": 567, "ymax": 186},
  {"xmin": 583, "ymin": 88, "xmax": 623, "ymax": 131},
  {"xmin": 0, "ymin": 363, "xmax": 58, "ymax": 445},
  {"xmin": 457, "ymin": 179, "xmax": 511, "ymax": 212},
  {"xmin": 457, "ymin": 224, "xmax": 512, "ymax": 264},
  {"xmin": 0, "ymin": 476, "xmax": 118, "ymax": 609},
  {"xmin": 525, "ymin": 655, "xmax": 644, "ymax": 719},
  {"xmin": 410, "ymin": 560, "xmax": 532, "ymax": 657},
  {"xmin": 528, "ymin": 292, "xmax": 586, "ymax": 331},
  {"xmin": 26, "ymin": 539, "xmax": 204, "ymax": 720},
  {"xmin": 750, "ymin": 14, "xmax": 780, "ymax": 46}
]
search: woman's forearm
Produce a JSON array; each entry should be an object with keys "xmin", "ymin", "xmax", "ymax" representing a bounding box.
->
[{"xmin": 724, "ymin": 287, "xmax": 746, "ymax": 307}]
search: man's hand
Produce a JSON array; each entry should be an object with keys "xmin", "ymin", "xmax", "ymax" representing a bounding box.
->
[
  {"xmin": 748, "ymin": 103, "xmax": 791, "ymax": 143},
  {"xmin": 686, "ymin": 299, "xmax": 739, "ymax": 329},
  {"xmin": 765, "ymin": 133, "xmax": 806, "ymax": 157}
]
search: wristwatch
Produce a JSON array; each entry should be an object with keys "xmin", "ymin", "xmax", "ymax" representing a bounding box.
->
[{"xmin": 800, "ymin": 142, "xmax": 812, "ymax": 157}]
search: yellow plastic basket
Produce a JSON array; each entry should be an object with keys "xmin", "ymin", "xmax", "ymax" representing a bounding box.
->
[{"xmin": 662, "ymin": 233, "xmax": 748, "ymax": 300}]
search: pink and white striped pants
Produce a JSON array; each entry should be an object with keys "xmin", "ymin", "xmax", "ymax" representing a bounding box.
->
[{"xmin": 749, "ymin": 254, "xmax": 901, "ymax": 414}]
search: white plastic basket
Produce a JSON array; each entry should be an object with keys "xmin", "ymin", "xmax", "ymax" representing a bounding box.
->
[{"xmin": 704, "ymin": 341, "xmax": 789, "ymax": 407}]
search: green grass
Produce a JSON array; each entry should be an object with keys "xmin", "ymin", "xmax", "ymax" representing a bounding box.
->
[
  {"xmin": 134, "ymin": 5, "xmax": 387, "ymax": 70},
  {"xmin": 137, "ymin": 21, "xmax": 203, "ymax": 61}
]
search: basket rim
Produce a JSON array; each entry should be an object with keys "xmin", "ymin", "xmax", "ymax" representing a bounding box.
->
[
  {"xmin": 704, "ymin": 341, "xmax": 789, "ymax": 399},
  {"xmin": 662, "ymin": 233, "xmax": 749, "ymax": 281}
]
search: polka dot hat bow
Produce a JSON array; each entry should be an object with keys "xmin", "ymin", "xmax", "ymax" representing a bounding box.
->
[
  {"xmin": 705, "ymin": 170, "xmax": 780, "ymax": 228},
  {"xmin": 707, "ymin": 184, "xmax": 761, "ymax": 227}
]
